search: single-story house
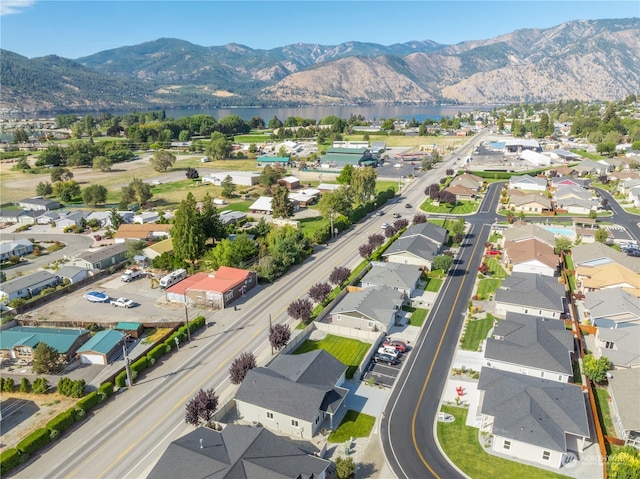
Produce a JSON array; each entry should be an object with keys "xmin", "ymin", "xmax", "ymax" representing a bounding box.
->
[
  {"xmin": 501, "ymin": 223, "xmax": 556, "ymax": 248},
  {"xmin": 55, "ymin": 265, "xmax": 91, "ymax": 284},
  {"xmin": 142, "ymin": 238, "xmax": 174, "ymax": 259},
  {"xmin": 16, "ymin": 210, "xmax": 46, "ymax": 225},
  {"xmin": 360, "ymin": 261, "xmax": 423, "ymax": 297},
  {"xmin": 86, "ymin": 210, "xmax": 134, "ymax": 228},
  {"xmin": 450, "ymin": 172, "xmax": 484, "ymax": 191},
  {"xmin": 509, "ymin": 193, "xmax": 553, "ymax": 213},
  {"xmin": 329, "ymin": 285, "xmax": 405, "ymax": 333},
  {"xmin": 317, "ymin": 183, "xmax": 342, "ymax": 193},
  {"xmin": 289, "ymin": 189, "xmax": 321, "ymax": 207},
  {"xmin": 478, "ymin": 368, "xmax": 590, "ymax": 469},
  {"xmin": 572, "ymin": 160, "xmax": 610, "ymax": 177},
  {"xmin": 72, "ymin": 243, "xmax": 128, "ymax": 271},
  {"xmin": 148, "ymin": 425, "xmax": 332, "ymax": 479},
  {"xmin": 77, "ymin": 329, "xmax": 126, "ymax": 365},
  {"xmin": 0, "ymin": 270, "xmax": 60, "ymax": 302},
  {"xmin": 56, "ymin": 210, "xmax": 89, "ymax": 229},
  {"xmin": 0, "ymin": 326, "xmax": 90, "ymax": 361},
  {"xmin": 382, "ymin": 222, "xmax": 448, "ymax": 270},
  {"xmin": 113, "ymin": 224, "xmax": 172, "ymax": 243},
  {"xmin": 508, "ymin": 175, "xmax": 548, "ymax": 192},
  {"xmin": 582, "ymin": 288, "xmax": 640, "ymax": 328},
  {"xmin": 166, "ymin": 266, "xmax": 257, "ymax": 309},
  {"xmin": 248, "ymin": 196, "xmax": 299, "ymax": 215},
  {"xmin": 607, "ymin": 368, "xmax": 640, "ymax": 447},
  {"xmin": 503, "ymin": 238, "xmax": 559, "ymax": 277},
  {"xmin": 442, "ymin": 185, "xmax": 477, "ymax": 202},
  {"xmin": 576, "ymin": 263, "xmax": 640, "ymax": 296},
  {"xmin": 483, "ymin": 313, "xmax": 574, "ymax": 383},
  {"xmin": 0, "ymin": 239, "xmax": 33, "ymax": 261},
  {"xmin": 278, "ymin": 175, "xmax": 300, "ymax": 190},
  {"xmin": 0, "ymin": 209, "xmax": 27, "ymax": 224},
  {"xmin": 494, "ymin": 272, "xmax": 566, "ymax": 319},
  {"xmin": 18, "ymin": 196, "xmax": 61, "ymax": 211},
  {"xmin": 36, "ymin": 211, "xmax": 60, "ymax": 225},
  {"xmin": 219, "ymin": 210, "xmax": 247, "ymax": 226},
  {"xmin": 235, "ymin": 350, "xmax": 348, "ymax": 440},
  {"xmin": 572, "ymin": 242, "xmax": 640, "ymax": 274},
  {"xmin": 115, "ymin": 321, "xmax": 144, "ymax": 339},
  {"xmin": 594, "ymin": 322, "xmax": 640, "ymax": 369}
]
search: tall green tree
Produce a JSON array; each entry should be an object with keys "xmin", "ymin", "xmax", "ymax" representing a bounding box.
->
[
  {"xmin": 150, "ymin": 150, "xmax": 176, "ymax": 172},
  {"xmin": 82, "ymin": 184, "xmax": 108, "ymax": 207},
  {"xmin": 206, "ymin": 132, "xmax": 232, "ymax": 160},
  {"xmin": 36, "ymin": 181, "xmax": 53, "ymax": 197},
  {"xmin": 121, "ymin": 178, "xmax": 153, "ymax": 207},
  {"xmin": 199, "ymin": 193, "xmax": 226, "ymax": 241},
  {"xmin": 350, "ymin": 166, "xmax": 377, "ymax": 204},
  {"xmin": 203, "ymin": 233, "xmax": 257, "ymax": 270},
  {"xmin": 109, "ymin": 208, "xmax": 124, "ymax": 229},
  {"xmin": 317, "ymin": 186, "xmax": 353, "ymax": 218},
  {"xmin": 32, "ymin": 342, "xmax": 61, "ymax": 374},
  {"xmin": 53, "ymin": 180, "xmax": 81, "ymax": 202},
  {"xmin": 172, "ymin": 192, "xmax": 205, "ymax": 263},
  {"xmin": 221, "ymin": 175, "xmax": 236, "ymax": 198},
  {"xmin": 271, "ymin": 185, "xmax": 294, "ymax": 218},
  {"xmin": 93, "ymin": 156, "xmax": 113, "ymax": 172},
  {"xmin": 336, "ymin": 164, "xmax": 354, "ymax": 185},
  {"xmin": 51, "ymin": 167, "xmax": 74, "ymax": 182},
  {"xmin": 13, "ymin": 128, "xmax": 29, "ymax": 143}
]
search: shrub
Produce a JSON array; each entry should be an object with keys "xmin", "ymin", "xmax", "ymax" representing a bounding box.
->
[
  {"xmin": 191, "ymin": 315, "xmax": 205, "ymax": 330},
  {"xmin": 3, "ymin": 377, "xmax": 15, "ymax": 392},
  {"xmin": 115, "ymin": 371, "xmax": 128, "ymax": 388},
  {"xmin": 0, "ymin": 448, "xmax": 22, "ymax": 475},
  {"xmin": 20, "ymin": 377, "xmax": 31, "ymax": 393},
  {"xmin": 130, "ymin": 357, "xmax": 148, "ymax": 374},
  {"xmin": 16, "ymin": 427, "xmax": 51, "ymax": 455},
  {"xmin": 98, "ymin": 382, "xmax": 113, "ymax": 398},
  {"xmin": 46, "ymin": 408, "xmax": 76, "ymax": 435},
  {"xmin": 76, "ymin": 391, "xmax": 99, "ymax": 411},
  {"xmin": 57, "ymin": 377, "xmax": 85, "ymax": 398},
  {"xmin": 75, "ymin": 408, "xmax": 86, "ymax": 421},
  {"xmin": 31, "ymin": 377, "xmax": 49, "ymax": 394},
  {"xmin": 50, "ymin": 429, "xmax": 61, "ymax": 441},
  {"xmin": 146, "ymin": 344, "xmax": 167, "ymax": 362}
]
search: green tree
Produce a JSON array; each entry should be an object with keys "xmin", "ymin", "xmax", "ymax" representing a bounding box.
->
[
  {"xmin": 335, "ymin": 456, "xmax": 356, "ymax": 479},
  {"xmin": 432, "ymin": 254, "xmax": 454, "ymax": 272},
  {"xmin": 82, "ymin": 184, "xmax": 108, "ymax": 207},
  {"xmin": 206, "ymin": 132, "xmax": 232, "ymax": 160},
  {"xmin": 50, "ymin": 167, "xmax": 73, "ymax": 182},
  {"xmin": 109, "ymin": 208, "xmax": 124, "ymax": 230},
  {"xmin": 221, "ymin": 175, "xmax": 236, "ymax": 198},
  {"xmin": 350, "ymin": 166, "xmax": 377, "ymax": 204},
  {"xmin": 36, "ymin": 181, "xmax": 53, "ymax": 197},
  {"xmin": 92, "ymin": 156, "xmax": 113, "ymax": 172},
  {"xmin": 121, "ymin": 178, "xmax": 153, "ymax": 207},
  {"xmin": 32, "ymin": 342, "xmax": 61, "ymax": 374},
  {"xmin": 582, "ymin": 354, "xmax": 609, "ymax": 383},
  {"xmin": 608, "ymin": 446, "xmax": 640, "ymax": 479},
  {"xmin": 317, "ymin": 186, "xmax": 353, "ymax": 218},
  {"xmin": 258, "ymin": 165, "xmax": 283, "ymax": 187},
  {"xmin": 53, "ymin": 181, "xmax": 81, "ymax": 202},
  {"xmin": 172, "ymin": 192, "xmax": 205, "ymax": 263},
  {"xmin": 268, "ymin": 116, "xmax": 283, "ymax": 129},
  {"xmin": 13, "ymin": 128, "xmax": 29, "ymax": 143},
  {"xmin": 554, "ymin": 236, "xmax": 573, "ymax": 254},
  {"xmin": 266, "ymin": 225, "xmax": 310, "ymax": 272},
  {"xmin": 150, "ymin": 150, "xmax": 176, "ymax": 172},
  {"xmin": 595, "ymin": 228, "xmax": 609, "ymax": 244},
  {"xmin": 337, "ymin": 164, "xmax": 354, "ymax": 185},
  {"xmin": 199, "ymin": 193, "xmax": 226, "ymax": 241},
  {"xmin": 271, "ymin": 185, "xmax": 294, "ymax": 218},
  {"xmin": 203, "ymin": 234, "xmax": 257, "ymax": 270},
  {"xmin": 451, "ymin": 218, "xmax": 466, "ymax": 243}
]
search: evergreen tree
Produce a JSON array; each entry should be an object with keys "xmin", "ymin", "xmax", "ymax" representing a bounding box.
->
[{"xmin": 172, "ymin": 192, "xmax": 205, "ymax": 263}]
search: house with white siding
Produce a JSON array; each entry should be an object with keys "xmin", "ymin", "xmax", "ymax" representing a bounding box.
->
[{"xmin": 494, "ymin": 272, "xmax": 566, "ymax": 319}]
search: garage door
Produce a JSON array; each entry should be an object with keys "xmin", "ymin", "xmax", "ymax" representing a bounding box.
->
[{"xmin": 79, "ymin": 353, "xmax": 106, "ymax": 365}]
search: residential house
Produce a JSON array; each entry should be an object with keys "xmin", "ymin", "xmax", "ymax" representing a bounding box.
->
[
  {"xmin": 628, "ymin": 185, "xmax": 640, "ymax": 208},
  {"xmin": 16, "ymin": 210, "xmax": 46, "ymax": 225},
  {"xmin": 450, "ymin": 172, "xmax": 484, "ymax": 191},
  {"xmin": 576, "ymin": 263, "xmax": 640, "ymax": 295},
  {"xmin": 618, "ymin": 178, "xmax": 640, "ymax": 196},
  {"xmin": 18, "ymin": 196, "xmax": 61, "ymax": 211},
  {"xmin": 0, "ymin": 239, "xmax": 33, "ymax": 261},
  {"xmin": 86, "ymin": 210, "xmax": 134, "ymax": 228},
  {"xmin": 142, "ymin": 238, "xmax": 173, "ymax": 260},
  {"xmin": 317, "ymin": 183, "xmax": 342, "ymax": 193},
  {"xmin": 0, "ymin": 271, "xmax": 60, "ymax": 302},
  {"xmin": 478, "ymin": 368, "xmax": 590, "ymax": 469},
  {"xmin": 494, "ymin": 272, "xmax": 566, "ymax": 319},
  {"xmin": 509, "ymin": 193, "xmax": 553, "ymax": 214},
  {"xmin": 594, "ymin": 322, "xmax": 640, "ymax": 369},
  {"xmin": 219, "ymin": 210, "xmax": 247, "ymax": 226},
  {"xmin": 278, "ymin": 175, "xmax": 300, "ymax": 190},
  {"xmin": 55, "ymin": 265, "xmax": 91, "ymax": 284},
  {"xmin": 148, "ymin": 425, "xmax": 332, "ymax": 479},
  {"xmin": 248, "ymin": 196, "xmax": 299, "ymax": 215},
  {"xmin": 508, "ymin": 175, "xmax": 548, "ymax": 192},
  {"xmin": 289, "ymin": 189, "xmax": 321, "ymax": 207},
  {"xmin": 501, "ymin": 223, "xmax": 556, "ymax": 248},
  {"xmin": 572, "ymin": 160, "xmax": 610, "ymax": 177},
  {"xmin": 76, "ymin": 329, "xmax": 126, "ymax": 365},
  {"xmin": 442, "ymin": 185, "xmax": 477, "ymax": 202},
  {"xmin": 382, "ymin": 222, "xmax": 448, "ymax": 269},
  {"xmin": 329, "ymin": 285, "xmax": 405, "ymax": 333},
  {"xmin": 113, "ymin": 223, "xmax": 172, "ymax": 243},
  {"xmin": 582, "ymin": 288, "xmax": 640, "ymax": 328},
  {"xmin": 235, "ymin": 350, "xmax": 348, "ymax": 440},
  {"xmin": 0, "ymin": 326, "xmax": 90, "ymax": 361},
  {"xmin": 71, "ymin": 243, "xmax": 128, "ymax": 271},
  {"xmin": 503, "ymin": 238, "xmax": 559, "ymax": 277},
  {"xmin": 553, "ymin": 185, "xmax": 597, "ymax": 215},
  {"xmin": 483, "ymin": 313, "xmax": 574, "ymax": 383},
  {"xmin": 360, "ymin": 261, "xmax": 423, "ymax": 297},
  {"xmin": 36, "ymin": 211, "xmax": 60, "ymax": 225},
  {"xmin": 0, "ymin": 209, "xmax": 26, "ymax": 224},
  {"xmin": 572, "ymin": 242, "xmax": 640, "ymax": 274},
  {"xmin": 166, "ymin": 267, "xmax": 257, "ymax": 309},
  {"xmin": 56, "ymin": 210, "xmax": 88, "ymax": 229},
  {"xmin": 607, "ymin": 368, "xmax": 640, "ymax": 448}
]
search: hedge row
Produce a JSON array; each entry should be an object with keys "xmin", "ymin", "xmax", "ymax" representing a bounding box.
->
[
  {"xmin": 98, "ymin": 381, "xmax": 113, "ymax": 398},
  {"xmin": 46, "ymin": 408, "xmax": 76, "ymax": 435},
  {"xmin": 76, "ymin": 391, "xmax": 99, "ymax": 411},
  {"xmin": 16, "ymin": 427, "xmax": 50, "ymax": 455},
  {"xmin": 0, "ymin": 448, "xmax": 22, "ymax": 475}
]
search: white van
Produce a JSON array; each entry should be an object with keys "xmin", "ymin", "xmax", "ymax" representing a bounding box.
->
[{"xmin": 159, "ymin": 269, "xmax": 187, "ymax": 289}]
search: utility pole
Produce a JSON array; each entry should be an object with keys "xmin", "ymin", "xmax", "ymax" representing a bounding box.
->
[
  {"xmin": 122, "ymin": 340, "xmax": 133, "ymax": 388},
  {"xmin": 330, "ymin": 209, "xmax": 334, "ymax": 240},
  {"xmin": 269, "ymin": 314, "xmax": 273, "ymax": 355},
  {"xmin": 183, "ymin": 292, "xmax": 192, "ymax": 342}
]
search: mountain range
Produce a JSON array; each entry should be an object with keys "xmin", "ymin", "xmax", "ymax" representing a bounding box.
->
[{"xmin": 1, "ymin": 17, "xmax": 639, "ymax": 114}]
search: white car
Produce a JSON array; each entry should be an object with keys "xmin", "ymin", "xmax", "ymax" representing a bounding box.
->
[
  {"xmin": 393, "ymin": 163, "xmax": 402, "ymax": 168},
  {"xmin": 111, "ymin": 297, "xmax": 135, "ymax": 308},
  {"xmin": 377, "ymin": 346, "xmax": 399, "ymax": 358},
  {"xmin": 381, "ymin": 223, "xmax": 390, "ymax": 229}
]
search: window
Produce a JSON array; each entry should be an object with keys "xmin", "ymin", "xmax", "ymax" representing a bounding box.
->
[
  {"xmin": 336, "ymin": 315, "xmax": 341, "ymax": 321},
  {"xmin": 291, "ymin": 419, "xmax": 299, "ymax": 427},
  {"xmin": 542, "ymin": 451, "xmax": 551, "ymax": 461},
  {"xmin": 368, "ymin": 321, "xmax": 374, "ymax": 328},
  {"xmin": 605, "ymin": 341, "xmax": 614, "ymax": 349},
  {"xmin": 266, "ymin": 412, "xmax": 273, "ymax": 419},
  {"xmin": 503, "ymin": 440, "xmax": 511, "ymax": 450},
  {"xmin": 540, "ymin": 371, "xmax": 544, "ymax": 378},
  {"xmin": 524, "ymin": 309, "xmax": 528, "ymax": 314}
]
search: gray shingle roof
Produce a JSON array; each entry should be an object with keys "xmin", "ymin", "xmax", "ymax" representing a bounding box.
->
[
  {"xmin": 594, "ymin": 323, "xmax": 640, "ymax": 368},
  {"xmin": 0, "ymin": 270, "xmax": 58, "ymax": 296},
  {"xmin": 402, "ymin": 222, "xmax": 447, "ymax": 245},
  {"xmin": 608, "ymin": 367, "xmax": 640, "ymax": 432},
  {"xmin": 361, "ymin": 262, "xmax": 422, "ymax": 291},
  {"xmin": 331, "ymin": 285, "xmax": 405, "ymax": 323},
  {"xmin": 478, "ymin": 368, "xmax": 590, "ymax": 451},
  {"xmin": 571, "ymin": 242, "xmax": 640, "ymax": 273},
  {"xmin": 495, "ymin": 272, "xmax": 565, "ymax": 313},
  {"xmin": 77, "ymin": 242, "xmax": 127, "ymax": 264},
  {"xmin": 382, "ymin": 235, "xmax": 440, "ymax": 262},
  {"xmin": 148, "ymin": 425, "xmax": 330, "ymax": 479},
  {"xmin": 583, "ymin": 288, "xmax": 640, "ymax": 325},
  {"xmin": 485, "ymin": 313, "xmax": 574, "ymax": 375}
]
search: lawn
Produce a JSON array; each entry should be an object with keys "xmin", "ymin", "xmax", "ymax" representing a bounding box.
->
[
  {"xmin": 408, "ymin": 307, "xmax": 428, "ymax": 327},
  {"xmin": 293, "ymin": 334, "xmax": 369, "ymax": 379},
  {"xmin": 420, "ymin": 200, "xmax": 479, "ymax": 215},
  {"xmin": 594, "ymin": 387, "xmax": 615, "ymax": 438},
  {"xmin": 476, "ymin": 278, "xmax": 501, "ymax": 300},
  {"xmin": 483, "ymin": 257, "xmax": 508, "ymax": 279},
  {"xmin": 424, "ymin": 278, "xmax": 443, "ymax": 292},
  {"xmin": 328, "ymin": 410, "xmax": 376, "ymax": 443},
  {"xmin": 460, "ymin": 314, "xmax": 497, "ymax": 351},
  {"xmin": 438, "ymin": 405, "xmax": 571, "ymax": 479}
]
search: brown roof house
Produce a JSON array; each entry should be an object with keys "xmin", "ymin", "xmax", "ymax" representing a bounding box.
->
[
  {"xmin": 503, "ymin": 238, "xmax": 559, "ymax": 277},
  {"xmin": 509, "ymin": 193, "xmax": 552, "ymax": 214},
  {"xmin": 442, "ymin": 185, "xmax": 477, "ymax": 202},
  {"xmin": 113, "ymin": 223, "xmax": 172, "ymax": 243},
  {"xmin": 576, "ymin": 263, "xmax": 640, "ymax": 296}
]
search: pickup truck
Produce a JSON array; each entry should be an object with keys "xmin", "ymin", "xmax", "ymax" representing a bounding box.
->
[
  {"xmin": 120, "ymin": 269, "xmax": 143, "ymax": 282},
  {"xmin": 110, "ymin": 297, "xmax": 135, "ymax": 308}
]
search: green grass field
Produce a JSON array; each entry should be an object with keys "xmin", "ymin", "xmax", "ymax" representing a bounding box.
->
[
  {"xmin": 476, "ymin": 278, "xmax": 501, "ymax": 300},
  {"xmin": 437, "ymin": 406, "xmax": 571, "ymax": 479},
  {"xmin": 408, "ymin": 307, "xmax": 428, "ymax": 327},
  {"xmin": 293, "ymin": 334, "xmax": 369, "ymax": 379},
  {"xmin": 461, "ymin": 314, "xmax": 496, "ymax": 351},
  {"xmin": 594, "ymin": 387, "xmax": 615, "ymax": 438},
  {"xmin": 328, "ymin": 410, "xmax": 376, "ymax": 443},
  {"xmin": 483, "ymin": 257, "xmax": 508, "ymax": 279},
  {"xmin": 425, "ymin": 278, "xmax": 443, "ymax": 292}
]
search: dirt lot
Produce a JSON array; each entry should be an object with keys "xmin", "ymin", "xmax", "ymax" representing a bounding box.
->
[{"xmin": 0, "ymin": 392, "xmax": 77, "ymax": 450}]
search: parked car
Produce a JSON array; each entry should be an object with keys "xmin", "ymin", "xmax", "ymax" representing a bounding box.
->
[
  {"xmin": 404, "ymin": 203, "xmax": 412, "ymax": 208},
  {"xmin": 377, "ymin": 346, "xmax": 399, "ymax": 358},
  {"xmin": 383, "ymin": 338, "xmax": 408, "ymax": 353},
  {"xmin": 381, "ymin": 223, "xmax": 390, "ymax": 229},
  {"xmin": 392, "ymin": 213, "xmax": 402, "ymax": 219},
  {"xmin": 374, "ymin": 353, "xmax": 399, "ymax": 365},
  {"xmin": 376, "ymin": 210, "xmax": 384, "ymax": 216},
  {"xmin": 111, "ymin": 297, "xmax": 135, "ymax": 308}
]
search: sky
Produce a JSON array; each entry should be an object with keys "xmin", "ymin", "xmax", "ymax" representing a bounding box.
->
[{"xmin": 1, "ymin": 0, "xmax": 638, "ymax": 59}]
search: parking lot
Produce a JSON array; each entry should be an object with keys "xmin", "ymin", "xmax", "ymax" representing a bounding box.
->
[{"xmin": 361, "ymin": 340, "xmax": 411, "ymax": 388}]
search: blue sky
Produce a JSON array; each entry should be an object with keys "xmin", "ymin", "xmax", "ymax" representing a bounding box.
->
[{"xmin": 1, "ymin": 1, "xmax": 637, "ymax": 59}]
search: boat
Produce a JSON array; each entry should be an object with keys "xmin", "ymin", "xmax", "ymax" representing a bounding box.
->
[{"xmin": 85, "ymin": 291, "xmax": 109, "ymax": 303}]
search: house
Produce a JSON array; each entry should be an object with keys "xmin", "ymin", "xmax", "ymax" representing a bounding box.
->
[
  {"xmin": 509, "ymin": 193, "xmax": 552, "ymax": 213},
  {"xmin": 628, "ymin": 185, "xmax": 640, "ymax": 208},
  {"xmin": 0, "ymin": 271, "xmax": 60, "ymax": 302},
  {"xmin": 594, "ymin": 322, "xmax": 640, "ymax": 368},
  {"xmin": 450, "ymin": 172, "xmax": 484, "ymax": 191},
  {"xmin": 18, "ymin": 196, "xmax": 61, "ymax": 211},
  {"xmin": 56, "ymin": 210, "xmax": 88, "ymax": 229},
  {"xmin": 278, "ymin": 175, "xmax": 300, "ymax": 190},
  {"xmin": 607, "ymin": 368, "xmax": 640, "ymax": 447},
  {"xmin": 572, "ymin": 242, "xmax": 640, "ymax": 273},
  {"xmin": 483, "ymin": 313, "xmax": 574, "ymax": 383},
  {"xmin": 360, "ymin": 261, "xmax": 423, "ymax": 297},
  {"xmin": 148, "ymin": 425, "xmax": 332, "ymax": 479},
  {"xmin": 36, "ymin": 211, "xmax": 60, "ymax": 225},
  {"xmin": 113, "ymin": 223, "xmax": 172, "ymax": 243},
  {"xmin": 329, "ymin": 285, "xmax": 405, "ymax": 333},
  {"xmin": 582, "ymin": 288, "xmax": 640, "ymax": 328},
  {"xmin": 317, "ymin": 183, "xmax": 342, "ymax": 193},
  {"xmin": 508, "ymin": 175, "xmax": 548, "ymax": 192},
  {"xmin": 553, "ymin": 185, "xmax": 597, "ymax": 215},
  {"xmin": 76, "ymin": 329, "xmax": 126, "ymax": 365},
  {"xmin": 0, "ymin": 326, "xmax": 90, "ymax": 361},
  {"xmin": 0, "ymin": 239, "xmax": 33, "ymax": 261},
  {"xmin": 219, "ymin": 210, "xmax": 247, "ymax": 226},
  {"xmin": 16, "ymin": 210, "xmax": 46, "ymax": 225},
  {"xmin": 572, "ymin": 160, "xmax": 609, "ymax": 177},
  {"xmin": 86, "ymin": 210, "xmax": 134, "ymax": 228},
  {"xmin": 478, "ymin": 368, "xmax": 590, "ymax": 469},
  {"xmin": 494, "ymin": 272, "xmax": 566, "ymax": 319},
  {"xmin": 142, "ymin": 238, "xmax": 173, "ymax": 260},
  {"xmin": 235, "ymin": 350, "xmax": 348, "ymax": 440},
  {"xmin": 166, "ymin": 267, "xmax": 257, "ymax": 309},
  {"xmin": 382, "ymin": 222, "xmax": 448, "ymax": 269},
  {"xmin": 55, "ymin": 265, "xmax": 91, "ymax": 284},
  {"xmin": 0, "ymin": 209, "xmax": 27, "ymax": 224},
  {"xmin": 503, "ymin": 238, "xmax": 559, "ymax": 277},
  {"xmin": 501, "ymin": 223, "xmax": 556, "ymax": 248},
  {"xmin": 248, "ymin": 196, "xmax": 299, "ymax": 215},
  {"xmin": 289, "ymin": 189, "xmax": 321, "ymax": 207},
  {"xmin": 442, "ymin": 185, "xmax": 477, "ymax": 202},
  {"xmin": 71, "ymin": 243, "xmax": 128, "ymax": 271},
  {"xmin": 575, "ymin": 263, "xmax": 640, "ymax": 295}
]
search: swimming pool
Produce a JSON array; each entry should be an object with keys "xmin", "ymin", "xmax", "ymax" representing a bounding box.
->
[{"xmin": 543, "ymin": 226, "xmax": 575, "ymax": 236}]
